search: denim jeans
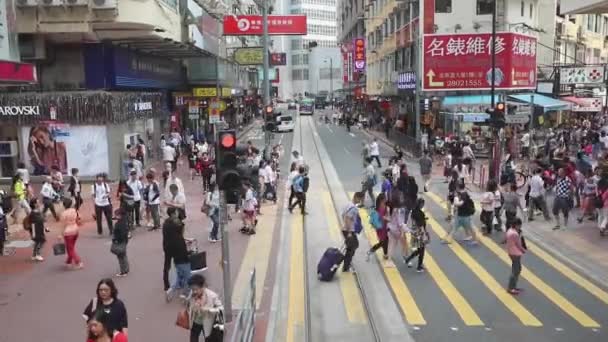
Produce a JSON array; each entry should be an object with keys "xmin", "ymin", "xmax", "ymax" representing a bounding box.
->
[
  {"xmin": 172, "ymin": 262, "xmax": 191, "ymax": 291},
  {"xmin": 210, "ymin": 210, "xmax": 220, "ymax": 240},
  {"xmin": 149, "ymin": 203, "xmax": 160, "ymax": 229}
]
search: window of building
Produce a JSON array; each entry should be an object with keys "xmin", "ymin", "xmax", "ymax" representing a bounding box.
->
[
  {"xmin": 303, "ymin": 54, "xmax": 309, "ymax": 65},
  {"xmin": 529, "ymin": 3, "xmax": 533, "ymax": 19},
  {"xmin": 435, "ymin": 0, "xmax": 452, "ymax": 13},
  {"xmin": 587, "ymin": 14, "xmax": 595, "ymax": 31},
  {"xmin": 292, "ymin": 54, "xmax": 301, "ymax": 66},
  {"xmin": 520, "ymin": 1, "xmax": 524, "ymax": 16},
  {"xmin": 303, "ymin": 69, "xmax": 309, "ymax": 80},
  {"xmin": 292, "ymin": 69, "xmax": 302, "ymax": 80},
  {"xmin": 291, "ymin": 39, "xmax": 302, "ymax": 50},
  {"xmin": 604, "ymin": 17, "xmax": 608, "ymax": 35},
  {"xmin": 595, "ymin": 14, "xmax": 601, "ymax": 32},
  {"xmin": 477, "ymin": 0, "xmax": 493, "ymax": 15}
]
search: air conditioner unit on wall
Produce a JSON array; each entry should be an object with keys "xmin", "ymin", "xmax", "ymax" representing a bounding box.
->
[
  {"xmin": 90, "ymin": 0, "xmax": 117, "ymax": 10},
  {"xmin": 16, "ymin": 0, "xmax": 38, "ymax": 7},
  {"xmin": 39, "ymin": 0, "xmax": 63, "ymax": 6},
  {"xmin": 64, "ymin": 0, "xmax": 89, "ymax": 6}
]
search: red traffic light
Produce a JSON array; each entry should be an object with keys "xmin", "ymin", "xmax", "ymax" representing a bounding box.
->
[
  {"xmin": 220, "ymin": 133, "xmax": 236, "ymax": 149},
  {"xmin": 265, "ymin": 105, "xmax": 273, "ymax": 114}
]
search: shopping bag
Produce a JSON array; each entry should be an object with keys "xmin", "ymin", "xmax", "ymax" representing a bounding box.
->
[
  {"xmin": 175, "ymin": 309, "xmax": 189, "ymax": 329},
  {"xmin": 189, "ymin": 251, "xmax": 207, "ymax": 273},
  {"xmin": 53, "ymin": 242, "xmax": 66, "ymax": 256}
]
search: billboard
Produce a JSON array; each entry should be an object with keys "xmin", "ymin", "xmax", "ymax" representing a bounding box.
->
[
  {"xmin": 422, "ymin": 32, "xmax": 537, "ymax": 91},
  {"xmin": 223, "ymin": 15, "xmax": 307, "ymax": 36},
  {"xmin": 234, "ymin": 47, "xmax": 264, "ymax": 65},
  {"xmin": 560, "ymin": 66, "xmax": 605, "ymax": 85},
  {"xmin": 270, "ymin": 53, "xmax": 287, "ymax": 66},
  {"xmin": 353, "ymin": 38, "xmax": 366, "ymax": 72}
]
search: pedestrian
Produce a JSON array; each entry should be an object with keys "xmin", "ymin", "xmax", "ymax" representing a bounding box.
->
[
  {"xmin": 0, "ymin": 201, "xmax": 7, "ymax": 256},
  {"xmin": 480, "ymin": 180, "xmax": 497, "ymax": 235},
  {"xmin": 59, "ymin": 198, "xmax": 83, "ymax": 269},
  {"xmin": 165, "ymin": 183, "xmax": 187, "ymax": 221},
  {"xmin": 493, "ymin": 181, "xmax": 504, "ymax": 231},
  {"xmin": 577, "ymin": 172, "xmax": 598, "ymax": 223},
  {"xmin": 9, "ymin": 173, "xmax": 31, "ymax": 223},
  {"xmin": 121, "ymin": 144, "xmax": 134, "ymax": 179},
  {"xmin": 199, "ymin": 152, "xmax": 214, "ymax": 193},
  {"xmin": 50, "ymin": 165, "xmax": 64, "ymax": 198},
  {"xmin": 506, "ymin": 218, "xmax": 526, "ymax": 295},
  {"xmin": 261, "ymin": 160, "xmax": 277, "ymax": 203},
  {"xmin": 419, "ymin": 150, "xmax": 433, "ymax": 192},
  {"xmin": 366, "ymin": 194, "xmax": 390, "ymax": 261},
  {"xmin": 387, "ymin": 194, "xmax": 410, "ymax": 262},
  {"xmin": 162, "ymin": 142, "xmax": 177, "ymax": 172},
  {"xmin": 144, "ymin": 172, "xmax": 161, "ymax": 231},
  {"xmin": 117, "ymin": 179, "xmax": 135, "ymax": 233},
  {"xmin": 361, "ymin": 158, "xmax": 376, "ymax": 207},
  {"xmin": 136, "ymin": 138, "xmax": 146, "ymax": 167},
  {"xmin": 162, "ymin": 207, "xmax": 182, "ymax": 291},
  {"xmin": 40, "ymin": 176, "xmax": 60, "ymax": 221},
  {"xmin": 462, "ymin": 142, "xmax": 475, "ymax": 180},
  {"xmin": 288, "ymin": 165, "xmax": 307, "ymax": 215},
  {"xmin": 27, "ymin": 198, "xmax": 47, "ymax": 262},
  {"xmin": 381, "ymin": 170, "xmax": 393, "ymax": 200},
  {"xmin": 126, "ymin": 171, "xmax": 144, "ymax": 228},
  {"xmin": 404, "ymin": 198, "xmax": 430, "ymax": 272},
  {"xmin": 111, "ymin": 208, "xmax": 130, "ymax": 277},
  {"xmin": 240, "ymin": 182, "xmax": 258, "ymax": 234},
  {"xmin": 286, "ymin": 162, "xmax": 298, "ymax": 208},
  {"xmin": 361, "ymin": 141, "xmax": 370, "ymax": 167},
  {"xmin": 369, "ymin": 138, "xmax": 382, "ymax": 167},
  {"xmin": 83, "ymin": 278, "xmax": 128, "ymax": 336},
  {"xmin": 443, "ymin": 150, "xmax": 453, "ymax": 183},
  {"xmin": 341, "ymin": 192, "xmax": 364, "ymax": 273},
  {"xmin": 85, "ymin": 311, "xmax": 128, "ymax": 342},
  {"xmin": 445, "ymin": 170, "xmax": 459, "ymax": 221},
  {"xmin": 186, "ymin": 274, "xmax": 223, "ymax": 342},
  {"xmin": 68, "ymin": 168, "xmax": 83, "ymax": 213},
  {"xmin": 502, "ymin": 183, "xmax": 524, "ymax": 227},
  {"xmin": 441, "ymin": 183, "xmax": 478, "ymax": 245},
  {"xmin": 528, "ymin": 168, "xmax": 551, "ymax": 221},
  {"xmin": 292, "ymin": 150, "xmax": 304, "ymax": 168},
  {"xmin": 165, "ymin": 170, "xmax": 185, "ymax": 198},
  {"xmin": 93, "ymin": 174, "xmax": 113, "ymax": 235},
  {"xmin": 553, "ymin": 167, "xmax": 574, "ymax": 230},
  {"xmin": 206, "ymin": 183, "xmax": 221, "ymax": 242},
  {"xmin": 165, "ymin": 208, "xmax": 191, "ymax": 302}
]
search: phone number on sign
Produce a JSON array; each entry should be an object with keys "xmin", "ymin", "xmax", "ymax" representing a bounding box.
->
[{"xmin": 446, "ymin": 79, "xmax": 484, "ymax": 87}]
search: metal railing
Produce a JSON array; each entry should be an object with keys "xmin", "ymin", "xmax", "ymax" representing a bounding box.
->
[{"xmin": 230, "ymin": 269, "xmax": 256, "ymax": 342}]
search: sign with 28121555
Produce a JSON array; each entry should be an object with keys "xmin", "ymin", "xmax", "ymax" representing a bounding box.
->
[{"xmin": 422, "ymin": 32, "xmax": 537, "ymax": 91}]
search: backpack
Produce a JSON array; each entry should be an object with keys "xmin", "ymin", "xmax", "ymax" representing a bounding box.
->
[
  {"xmin": 459, "ymin": 193, "xmax": 476, "ymax": 216},
  {"xmin": 344, "ymin": 205, "xmax": 363, "ymax": 234},
  {"xmin": 369, "ymin": 210, "xmax": 383, "ymax": 230},
  {"xmin": 302, "ymin": 176, "xmax": 310, "ymax": 193}
]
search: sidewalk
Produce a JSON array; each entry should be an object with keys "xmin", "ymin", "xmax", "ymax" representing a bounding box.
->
[{"xmin": 362, "ymin": 126, "xmax": 608, "ymax": 286}]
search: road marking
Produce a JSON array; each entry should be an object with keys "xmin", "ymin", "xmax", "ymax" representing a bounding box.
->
[
  {"xmin": 463, "ymin": 197, "xmax": 602, "ymax": 327},
  {"xmin": 354, "ymin": 199, "xmax": 426, "ymax": 325},
  {"xmin": 349, "ymin": 133, "xmax": 356, "ymax": 137},
  {"xmin": 471, "ymin": 193, "xmax": 608, "ymax": 307},
  {"xmin": 231, "ymin": 204, "xmax": 278, "ymax": 309},
  {"xmin": 423, "ymin": 252, "xmax": 485, "ymax": 326},
  {"xmin": 424, "ymin": 210, "xmax": 543, "ymax": 327},
  {"xmin": 286, "ymin": 216, "xmax": 305, "ymax": 342},
  {"xmin": 322, "ymin": 192, "xmax": 368, "ymax": 324},
  {"xmin": 327, "ymin": 126, "xmax": 334, "ymax": 133},
  {"xmin": 344, "ymin": 147, "xmax": 351, "ymax": 155}
]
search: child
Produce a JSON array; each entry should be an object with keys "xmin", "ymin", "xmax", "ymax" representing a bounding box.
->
[{"xmin": 404, "ymin": 198, "xmax": 430, "ymax": 272}]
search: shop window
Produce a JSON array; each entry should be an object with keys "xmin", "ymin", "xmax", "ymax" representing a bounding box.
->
[
  {"xmin": 435, "ymin": 0, "xmax": 452, "ymax": 13},
  {"xmin": 477, "ymin": 0, "xmax": 493, "ymax": 15}
]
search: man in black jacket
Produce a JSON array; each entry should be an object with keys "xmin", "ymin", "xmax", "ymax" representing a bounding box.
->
[
  {"xmin": 163, "ymin": 208, "xmax": 190, "ymax": 301},
  {"xmin": 111, "ymin": 208, "xmax": 130, "ymax": 276}
]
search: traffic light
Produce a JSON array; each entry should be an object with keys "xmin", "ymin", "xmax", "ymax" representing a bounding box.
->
[
  {"xmin": 485, "ymin": 102, "xmax": 506, "ymax": 128},
  {"xmin": 265, "ymin": 105, "xmax": 275, "ymax": 132},
  {"xmin": 216, "ymin": 130, "xmax": 241, "ymax": 203}
]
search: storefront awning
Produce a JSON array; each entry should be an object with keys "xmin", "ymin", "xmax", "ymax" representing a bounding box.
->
[
  {"xmin": 442, "ymin": 95, "xmax": 500, "ymax": 106},
  {"xmin": 110, "ymin": 37, "xmax": 214, "ymax": 59},
  {"xmin": 507, "ymin": 93, "xmax": 571, "ymax": 111}
]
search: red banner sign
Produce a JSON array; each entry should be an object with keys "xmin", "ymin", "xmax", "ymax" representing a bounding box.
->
[
  {"xmin": 422, "ymin": 32, "xmax": 537, "ymax": 91},
  {"xmin": 223, "ymin": 15, "xmax": 307, "ymax": 36},
  {"xmin": 0, "ymin": 60, "xmax": 37, "ymax": 84},
  {"xmin": 353, "ymin": 38, "xmax": 366, "ymax": 72},
  {"xmin": 342, "ymin": 52, "xmax": 348, "ymax": 83},
  {"xmin": 270, "ymin": 53, "xmax": 287, "ymax": 66}
]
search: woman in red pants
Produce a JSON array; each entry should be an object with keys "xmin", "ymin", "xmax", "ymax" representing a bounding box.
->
[{"xmin": 59, "ymin": 198, "xmax": 83, "ymax": 269}]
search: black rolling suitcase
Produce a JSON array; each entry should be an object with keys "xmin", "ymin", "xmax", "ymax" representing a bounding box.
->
[{"xmin": 317, "ymin": 247, "xmax": 345, "ymax": 281}]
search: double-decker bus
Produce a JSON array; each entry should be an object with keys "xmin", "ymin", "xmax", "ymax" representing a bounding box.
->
[{"xmin": 299, "ymin": 99, "xmax": 315, "ymax": 115}]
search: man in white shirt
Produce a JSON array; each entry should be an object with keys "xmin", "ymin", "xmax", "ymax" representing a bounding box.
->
[
  {"xmin": 165, "ymin": 184, "xmax": 186, "ymax": 220},
  {"xmin": 361, "ymin": 159, "xmax": 376, "ymax": 207},
  {"xmin": 40, "ymin": 176, "xmax": 59, "ymax": 221},
  {"xmin": 162, "ymin": 143, "xmax": 177, "ymax": 171},
  {"xmin": 261, "ymin": 161, "xmax": 277, "ymax": 203},
  {"xmin": 369, "ymin": 138, "xmax": 381, "ymax": 167},
  {"xmin": 292, "ymin": 150, "xmax": 304, "ymax": 168},
  {"xmin": 92, "ymin": 174, "xmax": 113, "ymax": 235},
  {"xmin": 528, "ymin": 168, "xmax": 550, "ymax": 221},
  {"xmin": 240, "ymin": 182, "xmax": 258, "ymax": 235},
  {"xmin": 127, "ymin": 171, "xmax": 144, "ymax": 227},
  {"xmin": 520, "ymin": 132, "xmax": 531, "ymax": 159},
  {"xmin": 165, "ymin": 172, "xmax": 185, "ymax": 199}
]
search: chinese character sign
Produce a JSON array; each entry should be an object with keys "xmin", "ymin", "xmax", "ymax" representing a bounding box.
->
[
  {"xmin": 222, "ymin": 15, "xmax": 307, "ymax": 36},
  {"xmin": 422, "ymin": 32, "xmax": 537, "ymax": 91},
  {"xmin": 398, "ymin": 72, "xmax": 416, "ymax": 90},
  {"xmin": 353, "ymin": 38, "xmax": 366, "ymax": 73}
]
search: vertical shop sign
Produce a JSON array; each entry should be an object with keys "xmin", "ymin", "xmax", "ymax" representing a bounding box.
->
[{"xmin": 353, "ymin": 38, "xmax": 366, "ymax": 73}]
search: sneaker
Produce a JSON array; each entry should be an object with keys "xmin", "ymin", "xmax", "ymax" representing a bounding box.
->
[
  {"xmin": 406, "ymin": 261, "xmax": 413, "ymax": 268},
  {"xmin": 440, "ymin": 239, "xmax": 451, "ymax": 245},
  {"xmin": 75, "ymin": 262, "xmax": 84, "ymax": 269},
  {"xmin": 468, "ymin": 240, "xmax": 479, "ymax": 246},
  {"xmin": 552, "ymin": 225, "xmax": 561, "ymax": 231},
  {"xmin": 35, "ymin": 255, "xmax": 44, "ymax": 261},
  {"xmin": 165, "ymin": 288, "xmax": 174, "ymax": 302},
  {"xmin": 208, "ymin": 236, "xmax": 214, "ymax": 242},
  {"xmin": 416, "ymin": 268, "xmax": 425, "ymax": 273},
  {"xmin": 31, "ymin": 256, "xmax": 37, "ymax": 261},
  {"xmin": 507, "ymin": 289, "xmax": 520, "ymax": 295},
  {"xmin": 423, "ymin": 186, "xmax": 428, "ymax": 192},
  {"xmin": 115, "ymin": 272, "xmax": 128, "ymax": 277},
  {"xmin": 515, "ymin": 287, "xmax": 524, "ymax": 292}
]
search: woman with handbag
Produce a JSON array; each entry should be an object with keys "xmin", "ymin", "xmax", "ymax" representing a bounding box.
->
[
  {"xmin": 59, "ymin": 198, "xmax": 83, "ymax": 269},
  {"xmin": 404, "ymin": 198, "xmax": 431, "ymax": 272},
  {"xmin": 111, "ymin": 209, "xmax": 130, "ymax": 277},
  {"xmin": 178, "ymin": 274, "xmax": 223, "ymax": 342}
]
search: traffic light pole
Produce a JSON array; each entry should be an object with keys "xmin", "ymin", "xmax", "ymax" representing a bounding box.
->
[
  {"xmin": 489, "ymin": 0, "xmax": 499, "ymax": 181},
  {"xmin": 262, "ymin": 0, "xmax": 271, "ymax": 158},
  {"xmin": 219, "ymin": 190, "xmax": 232, "ymax": 322}
]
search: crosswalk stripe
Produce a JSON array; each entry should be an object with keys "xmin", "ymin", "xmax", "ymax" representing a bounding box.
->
[
  {"xmin": 353, "ymin": 202, "xmax": 426, "ymax": 325},
  {"xmin": 470, "ymin": 200, "xmax": 608, "ymax": 307},
  {"xmin": 427, "ymin": 191, "xmax": 602, "ymax": 327},
  {"xmin": 423, "ymin": 206, "xmax": 543, "ymax": 326},
  {"xmin": 286, "ymin": 216, "xmax": 305, "ymax": 342},
  {"xmin": 322, "ymin": 191, "xmax": 368, "ymax": 324}
]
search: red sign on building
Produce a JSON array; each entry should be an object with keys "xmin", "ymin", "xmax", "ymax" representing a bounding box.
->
[
  {"xmin": 0, "ymin": 60, "xmax": 37, "ymax": 84},
  {"xmin": 223, "ymin": 15, "xmax": 307, "ymax": 36},
  {"xmin": 422, "ymin": 32, "xmax": 537, "ymax": 91},
  {"xmin": 270, "ymin": 53, "xmax": 287, "ymax": 66},
  {"xmin": 353, "ymin": 38, "xmax": 366, "ymax": 72}
]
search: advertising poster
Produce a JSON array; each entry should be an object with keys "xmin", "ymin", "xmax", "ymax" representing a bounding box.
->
[{"xmin": 21, "ymin": 124, "xmax": 109, "ymax": 176}]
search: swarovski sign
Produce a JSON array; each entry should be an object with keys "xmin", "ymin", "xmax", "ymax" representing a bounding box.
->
[{"xmin": 0, "ymin": 106, "xmax": 41, "ymax": 116}]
